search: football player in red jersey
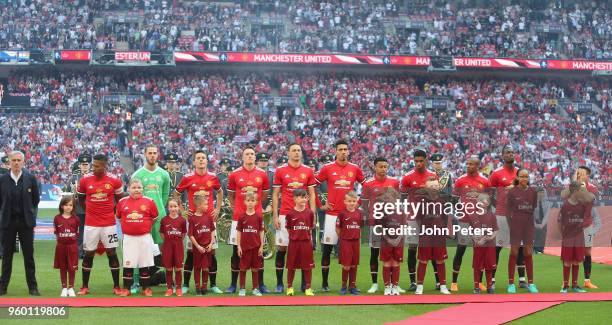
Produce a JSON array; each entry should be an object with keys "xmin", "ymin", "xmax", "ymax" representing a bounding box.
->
[
  {"xmin": 116, "ymin": 178, "xmax": 159, "ymax": 297},
  {"xmin": 226, "ymin": 146, "xmax": 270, "ymax": 293},
  {"xmin": 272, "ymin": 143, "xmax": 316, "ymax": 293},
  {"xmin": 361, "ymin": 157, "xmax": 400, "ymax": 294},
  {"xmin": 400, "ymin": 149, "xmax": 437, "ymax": 291},
  {"xmin": 315, "ymin": 139, "xmax": 365, "ymax": 291},
  {"xmin": 76, "ymin": 154, "xmax": 126, "ymax": 295},
  {"xmin": 450, "ymin": 155, "xmax": 490, "ymax": 292},
  {"xmin": 174, "ymin": 150, "xmax": 223, "ymax": 294},
  {"xmin": 488, "ymin": 145, "xmax": 524, "ymax": 289}
]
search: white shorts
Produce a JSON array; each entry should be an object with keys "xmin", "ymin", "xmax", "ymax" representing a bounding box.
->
[
  {"xmin": 123, "ymin": 234, "xmax": 154, "ymax": 268},
  {"xmin": 495, "ymin": 215, "xmax": 510, "ymax": 247},
  {"xmin": 369, "ymin": 225, "xmax": 382, "ymax": 248},
  {"xmin": 148, "ymin": 235, "xmax": 161, "ymax": 256},
  {"xmin": 322, "ymin": 214, "xmax": 338, "ymax": 245},
  {"xmin": 83, "ymin": 225, "xmax": 119, "ymax": 251},
  {"xmin": 457, "ymin": 222, "xmax": 472, "ymax": 246},
  {"xmin": 276, "ymin": 215, "xmax": 289, "ymax": 247},
  {"xmin": 229, "ymin": 220, "xmax": 238, "ymax": 245},
  {"xmin": 404, "ymin": 220, "xmax": 419, "ymax": 246},
  {"xmin": 584, "ymin": 225, "xmax": 594, "ymax": 248}
]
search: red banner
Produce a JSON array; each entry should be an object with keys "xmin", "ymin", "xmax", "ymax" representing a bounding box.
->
[
  {"xmin": 57, "ymin": 50, "xmax": 91, "ymax": 61},
  {"xmin": 173, "ymin": 51, "xmax": 611, "ymax": 71},
  {"xmin": 115, "ymin": 51, "xmax": 151, "ymax": 61}
]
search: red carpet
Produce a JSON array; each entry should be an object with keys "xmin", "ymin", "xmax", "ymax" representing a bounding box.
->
[
  {"xmin": 544, "ymin": 206, "xmax": 612, "ymax": 265},
  {"xmin": 389, "ymin": 301, "xmax": 563, "ymax": 325},
  {"xmin": 1, "ymin": 293, "xmax": 611, "ymax": 307}
]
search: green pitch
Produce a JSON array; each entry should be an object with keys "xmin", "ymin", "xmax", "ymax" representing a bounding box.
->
[{"xmin": 3, "ymin": 209, "xmax": 610, "ymax": 324}]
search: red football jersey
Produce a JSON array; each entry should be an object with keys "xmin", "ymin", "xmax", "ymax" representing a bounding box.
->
[
  {"xmin": 77, "ymin": 173, "xmax": 123, "ymax": 227},
  {"xmin": 54, "ymin": 214, "xmax": 80, "ymax": 245},
  {"xmin": 488, "ymin": 166, "xmax": 518, "ymax": 216},
  {"xmin": 470, "ymin": 211, "xmax": 498, "ymax": 247},
  {"xmin": 228, "ymin": 166, "xmax": 270, "ymax": 220},
  {"xmin": 453, "ymin": 173, "xmax": 490, "ymax": 223},
  {"xmin": 237, "ymin": 211, "xmax": 264, "ymax": 250},
  {"xmin": 336, "ymin": 209, "xmax": 363, "ymax": 240},
  {"xmin": 362, "ymin": 176, "xmax": 401, "ymax": 224},
  {"xmin": 400, "ymin": 169, "xmax": 438, "ymax": 192},
  {"xmin": 160, "ymin": 215, "xmax": 187, "ymax": 241},
  {"xmin": 315, "ymin": 161, "xmax": 365, "ymax": 216},
  {"xmin": 559, "ymin": 200, "xmax": 591, "ymax": 243},
  {"xmin": 285, "ymin": 208, "xmax": 314, "ymax": 241},
  {"xmin": 506, "ymin": 186, "xmax": 537, "ymax": 221},
  {"xmin": 273, "ymin": 163, "xmax": 316, "ymax": 215},
  {"xmin": 188, "ymin": 212, "xmax": 215, "ymax": 246},
  {"xmin": 453, "ymin": 173, "xmax": 490, "ymax": 196},
  {"xmin": 175, "ymin": 171, "xmax": 221, "ymax": 214},
  {"xmin": 116, "ymin": 196, "xmax": 159, "ymax": 236}
]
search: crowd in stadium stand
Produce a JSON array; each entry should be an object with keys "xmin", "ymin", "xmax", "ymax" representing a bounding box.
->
[
  {"xmin": 0, "ymin": 0, "xmax": 609, "ymax": 59},
  {"xmin": 1, "ymin": 72, "xmax": 609, "ymax": 193}
]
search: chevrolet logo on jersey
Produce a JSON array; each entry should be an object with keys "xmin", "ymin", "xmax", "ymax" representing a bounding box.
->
[
  {"xmin": 335, "ymin": 179, "xmax": 351, "ymax": 187},
  {"xmin": 243, "ymin": 186, "xmax": 258, "ymax": 192},
  {"xmin": 127, "ymin": 211, "xmax": 143, "ymax": 220},
  {"xmin": 288, "ymin": 181, "xmax": 304, "ymax": 188},
  {"xmin": 147, "ymin": 184, "xmax": 158, "ymax": 189}
]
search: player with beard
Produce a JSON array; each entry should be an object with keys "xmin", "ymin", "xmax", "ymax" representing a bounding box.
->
[
  {"xmin": 272, "ymin": 144, "xmax": 316, "ymax": 293},
  {"xmin": 488, "ymin": 146, "xmax": 526, "ymax": 289},
  {"xmin": 315, "ymin": 139, "xmax": 365, "ymax": 292},
  {"xmin": 76, "ymin": 154, "xmax": 126, "ymax": 295}
]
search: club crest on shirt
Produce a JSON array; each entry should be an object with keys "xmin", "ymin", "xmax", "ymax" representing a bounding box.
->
[
  {"xmin": 207, "ymin": 180, "xmax": 213, "ymax": 187},
  {"xmin": 348, "ymin": 171, "xmax": 354, "ymax": 177},
  {"xmin": 140, "ymin": 204, "xmax": 147, "ymax": 211},
  {"xmin": 255, "ymin": 177, "xmax": 262, "ymax": 183},
  {"xmin": 300, "ymin": 173, "xmax": 307, "ymax": 179},
  {"xmin": 104, "ymin": 183, "xmax": 112, "ymax": 189}
]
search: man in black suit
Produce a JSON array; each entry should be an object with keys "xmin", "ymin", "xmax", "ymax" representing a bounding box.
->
[{"xmin": 0, "ymin": 151, "xmax": 41, "ymax": 296}]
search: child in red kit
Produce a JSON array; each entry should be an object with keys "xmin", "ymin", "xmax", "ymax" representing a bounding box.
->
[
  {"xmin": 336, "ymin": 191, "xmax": 362, "ymax": 295},
  {"xmin": 237, "ymin": 192, "xmax": 264, "ymax": 296},
  {"xmin": 54, "ymin": 195, "xmax": 80, "ymax": 297},
  {"xmin": 160, "ymin": 198, "xmax": 187, "ymax": 296},
  {"xmin": 558, "ymin": 181, "xmax": 594, "ymax": 293},
  {"xmin": 470, "ymin": 194, "xmax": 498, "ymax": 294},
  {"xmin": 285, "ymin": 189, "xmax": 315, "ymax": 296},
  {"xmin": 188, "ymin": 194, "xmax": 215, "ymax": 295}
]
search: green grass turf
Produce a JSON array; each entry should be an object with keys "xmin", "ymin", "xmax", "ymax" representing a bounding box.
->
[
  {"xmin": 5, "ymin": 210, "xmax": 611, "ymax": 324},
  {"xmin": 509, "ymin": 302, "xmax": 612, "ymax": 324},
  {"xmin": 38, "ymin": 208, "xmax": 57, "ymax": 221}
]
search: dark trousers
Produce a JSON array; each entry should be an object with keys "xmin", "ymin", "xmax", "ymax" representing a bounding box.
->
[
  {"xmin": 0, "ymin": 217, "xmax": 37, "ymax": 290},
  {"xmin": 77, "ymin": 213, "xmax": 85, "ymax": 257}
]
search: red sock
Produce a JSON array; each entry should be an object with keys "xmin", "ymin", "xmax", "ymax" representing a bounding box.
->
[
  {"xmin": 166, "ymin": 270, "xmax": 173, "ymax": 289},
  {"xmin": 239, "ymin": 270, "xmax": 246, "ymax": 289},
  {"xmin": 571, "ymin": 265, "xmax": 579, "ymax": 287},
  {"xmin": 508, "ymin": 254, "xmax": 517, "ymax": 284},
  {"xmin": 175, "ymin": 270, "xmax": 182, "ymax": 289},
  {"xmin": 303, "ymin": 269, "xmax": 312, "ymax": 289},
  {"xmin": 525, "ymin": 255, "xmax": 534, "ymax": 284},
  {"xmin": 194, "ymin": 267, "xmax": 201, "ymax": 288},
  {"xmin": 391, "ymin": 266, "xmax": 400, "ymax": 286},
  {"xmin": 287, "ymin": 269, "xmax": 295, "ymax": 288},
  {"xmin": 252, "ymin": 271, "xmax": 259, "ymax": 290},
  {"xmin": 341, "ymin": 269, "xmax": 349, "ymax": 288},
  {"xmin": 349, "ymin": 267, "xmax": 357, "ymax": 289},
  {"xmin": 474, "ymin": 269, "xmax": 482, "ymax": 289},
  {"xmin": 562, "ymin": 265, "xmax": 570, "ymax": 287},
  {"xmin": 60, "ymin": 268, "xmax": 67, "ymax": 288},
  {"xmin": 383, "ymin": 267, "xmax": 391, "ymax": 286},
  {"xmin": 485, "ymin": 269, "xmax": 493, "ymax": 288},
  {"xmin": 437, "ymin": 262, "xmax": 446, "ymax": 285},
  {"xmin": 68, "ymin": 269, "xmax": 75, "ymax": 288},
  {"xmin": 416, "ymin": 262, "xmax": 427, "ymax": 284}
]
